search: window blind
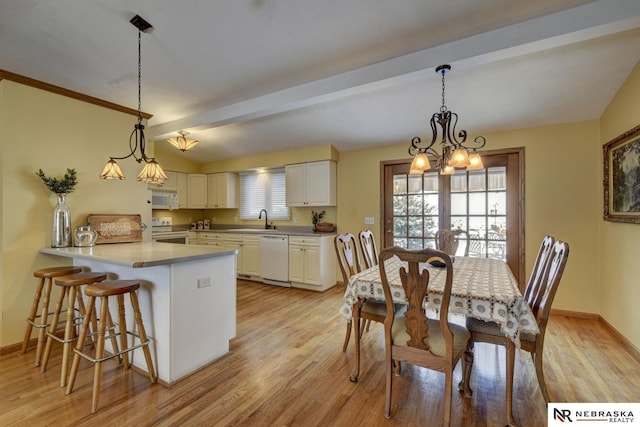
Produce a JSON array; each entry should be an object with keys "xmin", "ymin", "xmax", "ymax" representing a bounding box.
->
[{"xmin": 240, "ymin": 168, "xmax": 290, "ymax": 220}]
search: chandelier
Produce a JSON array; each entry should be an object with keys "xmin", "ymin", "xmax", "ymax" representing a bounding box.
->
[
  {"xmin": 167, "ymin": 130, "xmax": 199, "ymax": 152},
  {"xmin": 408, "ymin": 64, "xmax": 486, "ymax": 175},
  {"xmin": 100, "ymin": 15, "xmax": 168, "ymax": 184}
]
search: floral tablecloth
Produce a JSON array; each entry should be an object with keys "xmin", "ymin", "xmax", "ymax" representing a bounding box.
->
[{"xmin": 340, "ymin": 256, "xmax": 539, "ymax": 347}]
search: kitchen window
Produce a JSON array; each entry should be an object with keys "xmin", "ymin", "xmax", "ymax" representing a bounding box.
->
[{"xmin": 240, "ymin": 168, "xmax": 290, "ymax": 220}]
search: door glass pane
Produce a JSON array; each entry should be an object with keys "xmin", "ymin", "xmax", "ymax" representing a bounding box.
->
[
  {"xmin": 469, "ymin": 193, "xmax": 486, "ymax": 215},
  {"xmin": 451, "ymin": 193, "xmax": 467, "ymax": 215},
  {"xmin": 468, "ymin": 169, "xmax": 486, "ymax": 191},
  {"xmin": 488, "ymin": 167, "xmax": 506, "ymax": 190}
]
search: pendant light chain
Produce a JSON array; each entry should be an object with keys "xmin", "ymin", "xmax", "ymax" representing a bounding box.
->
[
  {"xmin": 440, "ymin": 68, "xmax": 447, "ymax": 113},
  {"xmin": 137, "ymin": 31, "xmax": 142, "ymax": 123}
]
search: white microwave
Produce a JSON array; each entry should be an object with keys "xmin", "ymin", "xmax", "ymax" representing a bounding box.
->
[{"xmin": 151, "ymin": 191, "xmax": 178, "ymax": 210}]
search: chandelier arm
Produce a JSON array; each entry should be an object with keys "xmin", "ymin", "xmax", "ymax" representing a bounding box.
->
[{"xmin": 470, "ymin": 135, "xmax": 487, "ymax": 150}]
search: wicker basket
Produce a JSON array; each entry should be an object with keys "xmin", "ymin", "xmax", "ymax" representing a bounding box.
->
[{"xmin": 315, "ymin": 222, "xmax": 335, "ymax": 232}]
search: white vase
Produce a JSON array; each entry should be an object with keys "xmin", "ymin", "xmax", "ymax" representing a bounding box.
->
[{"xmin": 52, "ymin": 193, "xmax": 71, "ymax": 247}]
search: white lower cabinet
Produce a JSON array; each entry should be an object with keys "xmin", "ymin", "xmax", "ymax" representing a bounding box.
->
[
  {"xmin": 288, "ymin": 235, "xmax": 336, "ymax": 291},
  {"xmin": 241, "ymin": 234, "xmax": 261, "ymax": 277},
  {"xmin": 192, "ymin": 232, "xmax": 336, "ymax": 291},
  {"xmin": 223, "ymin": 234, "xmax": 243, "ymax": 275}
]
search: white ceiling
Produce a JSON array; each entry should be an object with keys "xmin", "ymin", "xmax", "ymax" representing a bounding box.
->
[{"xmin": 2, "ymin": 0, "xmax": 640, "ymax": 163}]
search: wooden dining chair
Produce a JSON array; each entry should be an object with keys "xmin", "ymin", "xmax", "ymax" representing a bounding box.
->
[
  {"xmin": 460, "ymin": 237, "xmax": 568, "ymax": 424},
  {"xmin": 378, "ymin": 246, "xmax": 470, "ymax": 426},
  {"xmin": 334, "ymin": 233, "xmax": 365, "ymax": 352},
  {"xmin": 358, "ymin": 229, "xmax": 379, "ymax": 269},
  {"xmin": 335, "ymin": 233, "xmax": 404, "ymax": 361},
  {"xmin": 435, "ymin": 229, "xmax": 469, "ymax": 256}
]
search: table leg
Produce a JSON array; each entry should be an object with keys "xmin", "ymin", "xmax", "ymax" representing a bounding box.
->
[
  {"xmin": 505, "ymin": 340, "xmax": 516, "ymax": 426},
  {"xmin": 349, "ymin": 302, "xmax": 362, "ymax": 382}
]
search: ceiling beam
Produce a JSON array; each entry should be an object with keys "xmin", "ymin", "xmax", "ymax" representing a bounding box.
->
[{"xmin": 148, "ymin": 0, "xmax": 640, "ymax": 139}]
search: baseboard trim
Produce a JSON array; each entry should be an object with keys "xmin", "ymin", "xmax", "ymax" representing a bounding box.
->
[
  {"xmin": 598, "ymin": 316, "xmax": 640, "ymax": 362},
  {"xmin": 550, "ymin": 308, "xmax": 599, "ymax": 320},
  {"xmin": 0, "ymin": 341, "xmax": 24, "ymax": 356},
  {"xmin": 550, "ymin": 309, "xmax": 640, "ymax": 362}
]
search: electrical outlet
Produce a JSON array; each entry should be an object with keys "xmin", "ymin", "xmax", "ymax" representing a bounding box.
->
[
  {"xmin": 233, "ymin": 216, "xmax": 238, "ymax": 222},
  {"xmin": 212, "ymin": 217, "xmax": 217, "ymax": 222},
  {"xmin": 364, "ymin": 217, "xmax": 375, "ymax": 225},
  {"xmin": 197, "ymin": 277, "xmax": 211, "ymax": 288},
  {"xmin": 293, "ymin": 217, "xmax": 299, "ymax": 223}
]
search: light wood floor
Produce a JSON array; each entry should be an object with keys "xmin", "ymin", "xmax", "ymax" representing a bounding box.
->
[{"xmin": 1, "ymin": 280, "xmax": 639, "ymax": 426}]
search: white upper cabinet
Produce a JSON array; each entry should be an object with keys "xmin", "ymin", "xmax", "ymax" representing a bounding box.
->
[
  {"xmin": 285, "ymin": 160, "xmax": 336, "ymax": 207},
  {"xmin": 148, "ymin": 170, "xmax": 178, "ymax": 192},
  {"xmin": 207, "ymin": 172, "xmax": 238, "ymax": 209},
  {"xmin": 176, "ymin": 172, "xmax": 188, "ymax": 209},
  {"xmin": 187, "ymin": 174, "xmax": 208, "ymax": 209}
]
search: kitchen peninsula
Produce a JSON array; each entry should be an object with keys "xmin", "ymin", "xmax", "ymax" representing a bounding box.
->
[{"xmin": 40, "ymin": 242, "xmax": 237, "ymax": 385}]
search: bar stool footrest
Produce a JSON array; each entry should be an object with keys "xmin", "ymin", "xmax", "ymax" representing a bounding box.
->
[{"xmin": 73, "ymin": 337, "xmax": 150, "ymax": 364}]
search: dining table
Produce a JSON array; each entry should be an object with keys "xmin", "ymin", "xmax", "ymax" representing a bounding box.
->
[{"xmin": 340, "ymin": 255, "xmax": 539, "ymax": 425}]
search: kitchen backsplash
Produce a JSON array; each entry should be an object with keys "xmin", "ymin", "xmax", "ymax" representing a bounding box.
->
[{"xmin": 152, "ymin": 206, "xmax": 337, "ymax": 228}]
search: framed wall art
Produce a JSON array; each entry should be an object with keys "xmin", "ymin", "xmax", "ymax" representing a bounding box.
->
[{"xmin": 603, "ymin": 124, "xmax": 640, "ymax": 223}]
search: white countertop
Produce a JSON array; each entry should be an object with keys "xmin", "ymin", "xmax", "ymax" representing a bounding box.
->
[{"xmin": 40, "ymin": 242, "xmax": 237, "ymax": 268}]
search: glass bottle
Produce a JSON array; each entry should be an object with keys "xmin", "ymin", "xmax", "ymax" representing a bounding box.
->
[{"xmin": 52, "ymin": 193, "xmax": 71, "ymax": 247}]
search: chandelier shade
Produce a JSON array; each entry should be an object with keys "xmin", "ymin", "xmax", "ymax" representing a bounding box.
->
[
  {"xmin": 100, "ymin": 15, "xmax": 167, "ymax": 184},
  {"xmin": 167, "ymin": 131, "xmax": 199, "ymax": 152},
  {"xmin": 408, "ymin": 64, "xmax": 487, "ymax": 175}
]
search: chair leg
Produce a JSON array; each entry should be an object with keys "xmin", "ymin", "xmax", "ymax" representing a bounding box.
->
[
  {"xmin": 66, "ymin": 296, "xmax": 96, "ymax": 396},
  {"xmin": 342, "ymin": 321, "xmax": 352, "ymax": 352},
  {"xmin": 58, "ymin": 286, "xmax": 76, "ymax": 387},
  {"xmin": 105, "ymin": 310, "xmax": 121, "ymax": 364},
  {"xmin": 40, "ymin": 286, "xmax": 68, "ymax": 373},
  {"xmin": 35, "ymin": 278, "xmax": 54, "ymax": 366},
  {"xmin": 91, "ymin": 297, "xmax": 109, "ymax": 413},
  {"xmin": 129, "ymin": 291, "xmax": 157, "ymax": 383},
  {"xmin": 534, "ymin": 347, "xmax": 550, "ymax": 403},
  {"xmin": 22, "ymin": 277, "xmax": 46, "ymax": 354},
  {"xmin": 349, "ymin": 304, "xmax": 362, "ymax": 382},
  {"xmin": 459, "ymin": 337, "xmax": 474, "ymax": 397},
  {"xmin": 117, "ymin": 294, "xmax": 129, "ymax": 368},
  {"xmin": 384, "ymin": 349, "xmax": 393, "ymax": 418},
  {"xmin": 444, "ymin": 370, "xmax": 453, "ymax": 427}
]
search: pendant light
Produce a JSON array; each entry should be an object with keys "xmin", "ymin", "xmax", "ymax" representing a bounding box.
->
[
  {"xmin": 408, "ymin": 64, "xmax": 487, "ymax": 175},
  {"xmin": 167, "ymin": 130, "xmax": 199, "ymax": 152},
  {"xmin": 100, "ymin": 15, "xmax": 168, "ymax": 184}
]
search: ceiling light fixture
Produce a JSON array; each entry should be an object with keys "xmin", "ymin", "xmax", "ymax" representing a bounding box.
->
[
  {"xmin": 100, "ymin": 14, "xmax": 168, "ymax": 184},
  {"xmin": 167, "ymin": 130, "xmax": 199, "ymax": 152},
  {"xmin": 408, "ymin": 64, "xmax": 486, "ymax": 175}
]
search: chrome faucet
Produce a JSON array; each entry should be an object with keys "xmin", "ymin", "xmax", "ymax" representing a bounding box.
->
[{"xmin": 258, "ymin": 209, "xmax": 273, "ymax": 229}]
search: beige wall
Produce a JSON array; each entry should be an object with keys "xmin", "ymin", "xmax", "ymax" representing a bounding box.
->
[
  {"xmin": 337, "ymin": 120, "xmax": 602, "ymax": 314},
  {"xmin": 2, "ymin": 60, "xmax": 639, "ymax": 351},
  {"xmin": 600, "ymin": 60, "xmax": 640, "ymax": 349},
  {"xmin": 1, "ymin": 81, "xmax": 153, "ymax": 347}
]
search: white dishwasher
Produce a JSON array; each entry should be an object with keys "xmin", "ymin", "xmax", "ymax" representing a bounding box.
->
[{"xmin": 259, "ymin": 235, "xmax": 291, "ymax": 287}]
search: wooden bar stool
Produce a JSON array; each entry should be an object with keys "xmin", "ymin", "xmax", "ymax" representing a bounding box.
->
[
  {"xmin": 66, "ymin": 280, "xmax": 157, "ymax": 413},
  {"xmin": 22, "ymin": 266, "xmax": 81, "ymax": 366},
  {"xmin": 40, "ymin": 271, "xmax": 108, "ymax": 387}
]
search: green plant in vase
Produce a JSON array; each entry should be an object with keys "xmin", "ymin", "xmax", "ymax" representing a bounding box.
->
[
  {"xmin": 36, "ymin": 168, "xmax": 78, "ymax": 247},
  {"xmin": 311, "ymin": 210, "xmax": 325, "ymax": 232}
]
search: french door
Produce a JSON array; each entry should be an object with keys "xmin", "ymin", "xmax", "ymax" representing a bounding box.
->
[{"xmin": 381, "ymin": 149, "xmax": 525, "ymax": 286}]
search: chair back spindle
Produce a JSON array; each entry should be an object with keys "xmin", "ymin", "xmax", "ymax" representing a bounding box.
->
[
  {"xmin": 358, "ymin": 230, "xmax": 379, "ymax": 269},
  {"xmin": 334, "ymin": 233, "xmax": 362, "ymax": 285}
]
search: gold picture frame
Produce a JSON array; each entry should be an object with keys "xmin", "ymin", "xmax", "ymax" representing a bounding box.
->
[{"xmin": 603, "ymin": 124, "xmax": 640, "ymax": 223}]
